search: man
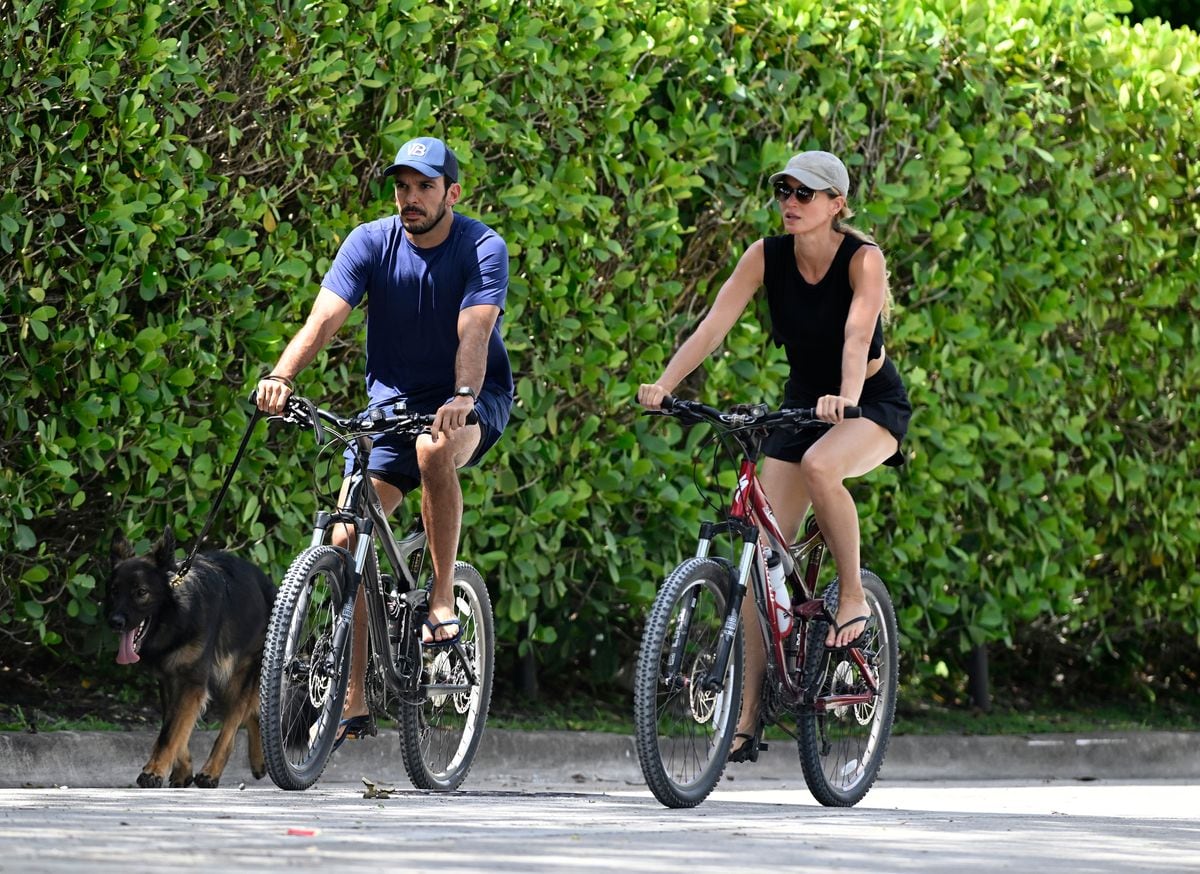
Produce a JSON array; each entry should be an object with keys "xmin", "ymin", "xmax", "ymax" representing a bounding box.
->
[{"xmin": 255, "ymin": 136, "xmax": 511, "ymax": 746}]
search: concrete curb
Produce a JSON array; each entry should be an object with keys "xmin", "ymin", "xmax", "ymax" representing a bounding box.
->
[{"xmin": 3, "ymin": 728, "xmax": 1198, "ymax": 790}]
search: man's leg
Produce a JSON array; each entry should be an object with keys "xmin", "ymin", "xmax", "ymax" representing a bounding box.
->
[
  {"xmin": 415, "ymin": 424, "xmax": 482, "ymax": 642},
  {"xmin": 331, "ymin": 477, "xmax": 406, "ymax": 721}
]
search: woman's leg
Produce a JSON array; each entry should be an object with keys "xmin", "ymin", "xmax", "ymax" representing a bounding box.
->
[
  {"xmin": 799, "ymin": 419, "xmax": 897, "ymax": 647},
  {"xmin": 730, "ymin": 456, "xmax": 811, "ymax": 754}
]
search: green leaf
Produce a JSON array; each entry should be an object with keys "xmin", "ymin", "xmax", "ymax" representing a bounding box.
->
[{"xmin": 13, "ymin": 525, "xmax": 37, "ymax": 550}]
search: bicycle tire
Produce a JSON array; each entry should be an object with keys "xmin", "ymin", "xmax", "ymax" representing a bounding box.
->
[
  {"xmin": 397, "ymin": 561, "xmax": 494, "ymax": 791},
  {"xmin": 796, "ymin": 569, "xmax": 899, "ymax": 807},
  {"xmin": 633, "ymin": 557, "xmax": 743, "ymax": 809},
  {"xmin": 259, "ymin": 546, "xmax": 352, "ymax": 791}
]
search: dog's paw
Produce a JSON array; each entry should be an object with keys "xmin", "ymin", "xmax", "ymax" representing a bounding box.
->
[
  {"xmin": 193, "ymin": 773, "xmax": 220, "ymax": 789},
  {"xmin": 169, "ymin": 774, "xmax": 194, "ymax": 788},
  {"xmin": 251, "ymin": 766, "xmax": 267, "ymax": 780},
  {"xmin": 136, "ymin": 772, "xmax": 164, "ymax": 789}
]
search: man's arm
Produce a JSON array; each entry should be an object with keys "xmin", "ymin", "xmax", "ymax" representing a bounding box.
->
[
  {"xmin": 432, "ymin": 304, "xmax": 500, "ymax": 436},
  {"xmin": 256, "ymin": 288, "xmax": 353, "ymax": 414}
]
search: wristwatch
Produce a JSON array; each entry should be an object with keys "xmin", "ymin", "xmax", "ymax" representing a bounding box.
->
[{"xmin": 454, "ymin": 386, "xmax": 477, "ymax": 401}]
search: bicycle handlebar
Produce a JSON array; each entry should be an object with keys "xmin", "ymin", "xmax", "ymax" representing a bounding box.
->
[
  {"xmin": 249, "ymin": 390, "xmax": 477, "ymax": 444},
  {"xmin": 654, "ymin": 395, "xmax": 861, "ymax": 429}
]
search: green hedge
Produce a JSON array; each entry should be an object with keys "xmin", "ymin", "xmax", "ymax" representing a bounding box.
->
[{"xmin": 3, "ymin": 0, "xmax": 1198, "ymax": 702}]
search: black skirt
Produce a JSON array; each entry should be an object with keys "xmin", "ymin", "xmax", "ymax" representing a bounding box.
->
[{"xmin": 764, "ymin": 357, "xmax": 911, "ymax": 467}]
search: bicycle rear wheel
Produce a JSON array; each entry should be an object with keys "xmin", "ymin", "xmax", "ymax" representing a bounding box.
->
[
  {"xmin": 633, "ymin": 557, "xmax": 742, "ymax": 809},
  {"xmin": 397, "ymin": 562, "xmax": 494, "ymax": 791},
  {"xmin": 259, "ymin": 546, "xmax": 352, "ymax": 790},
  {"xmin": 797, "ymin": 569, "xmax": 898, "ymax": 806}
]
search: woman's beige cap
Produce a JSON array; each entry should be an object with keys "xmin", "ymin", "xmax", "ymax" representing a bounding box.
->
[{"xmin": 768, "ymin": 151, "xmax": 850, "ymax": 196}]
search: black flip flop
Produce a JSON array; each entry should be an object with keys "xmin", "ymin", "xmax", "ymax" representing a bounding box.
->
[
  {"xmin": 826, "ymin": 614, "xmax": 870, "ymax": 650},
  {"xmin": 422, "ymin": 617, "xmax": 462, "ymax": 648},
  {"xmin": 332, "ymin": 714, "xmax": 376, "ymax": 752}
]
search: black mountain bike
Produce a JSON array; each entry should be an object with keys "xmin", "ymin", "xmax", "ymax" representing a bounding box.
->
[
  {"xmin": 634, "ymin": 397, "xmax": 899, "ymax": 808},
  {"xmin": 257, "ymin": 394, "xmax": 494, "ymax": 791}
]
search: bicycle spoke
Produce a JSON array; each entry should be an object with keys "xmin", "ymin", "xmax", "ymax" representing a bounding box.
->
[
  {"xmin": 260, "ymin": 547, "xmax": 351, "ymax": 790},
  {"xmin": 634, "ymin": 559, "xmax": 741, "ymax": 808},
  {"xmin": 798, "ymin": 572, "xmax": 898, "ymax": 806},
  {"xmin": 398, "ymin": 563, "xmax": 493, "ymax": 791}
]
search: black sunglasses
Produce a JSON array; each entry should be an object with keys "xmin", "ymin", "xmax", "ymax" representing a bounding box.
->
[{"xmin": 773, "ymin": 182, "xmax": 836, "ymax": 203}]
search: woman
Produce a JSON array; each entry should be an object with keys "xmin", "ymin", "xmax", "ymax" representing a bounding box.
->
[{"xmin": 637, "ymin": 150, "xmax": 911, "ymax": 761}]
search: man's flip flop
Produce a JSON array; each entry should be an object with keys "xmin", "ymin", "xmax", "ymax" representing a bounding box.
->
[
  {"xmin": 332, "ymin": 714, "xmax": 376, "ymax": 753},
  {"xmin": 826, "ymin": 614, "xmax": 870, "ymax": 650},
  {"xmin": 422, "ymin": 617, "xmax": 462, "ymax": 648},
  {"xmin": 728, "ymin": 729, "xmax": 768, "ymax": 763}
]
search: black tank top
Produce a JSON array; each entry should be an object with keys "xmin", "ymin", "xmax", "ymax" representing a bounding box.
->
[{"xmin": 763, "ymin": 232, "xmax": 885, "ymax": 398}]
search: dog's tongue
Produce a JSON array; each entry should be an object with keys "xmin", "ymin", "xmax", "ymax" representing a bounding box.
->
[{"xmin": 117, "ymin": 629, "xmax": 140, "ymax": 665}]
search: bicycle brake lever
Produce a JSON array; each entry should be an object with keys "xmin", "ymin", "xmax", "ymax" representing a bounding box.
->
[
  {"xmin": 281, "ymin": 396, "xmax": 326, "ymax": 445},
  {"xmin": 305, "ymin": 398, "xmax": 327, "ymax": 445}
]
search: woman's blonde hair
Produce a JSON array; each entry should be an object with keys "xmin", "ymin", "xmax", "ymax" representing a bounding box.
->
[{"xmin": 834, "ymin": 203, "xmax": 893, "ymax": 322}]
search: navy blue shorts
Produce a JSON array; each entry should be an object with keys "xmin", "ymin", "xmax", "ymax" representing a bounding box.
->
[{"xmin": 343, "ymin": 391, "xmax": 510, "ymax": 494}]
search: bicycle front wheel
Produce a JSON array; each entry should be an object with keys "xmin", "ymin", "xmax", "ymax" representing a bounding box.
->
[
  {"xmin": 633, "ymin": 558, "xmax": 742, "ymax": 809},
  {"xmin": 259, "ymin": 546, "xmax": 352, "ymax": 791},
  {"xmin": 797, "ymin": 569, "xmax": 899, "ymax": 807},
  {"xmin": 397, "ymin": 562, "xmax": 494, "ymax": 791}
]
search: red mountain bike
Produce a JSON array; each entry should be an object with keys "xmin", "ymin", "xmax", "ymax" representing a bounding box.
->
[{"xmin": 633, "ymin": 397, "xmax": 899, "ymax": 808}]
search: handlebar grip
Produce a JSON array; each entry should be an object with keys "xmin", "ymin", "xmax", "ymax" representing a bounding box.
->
[
  {"xmin": 248, "ymin": 389, "xmax": 258, "ymax": 405},
  {"xmin": 423, "ymin": 410, "xmax": 479, "ymax": 426},
  {"xmin": 790, "ymin": 406, "xmax": 862, "ymax": 419}
]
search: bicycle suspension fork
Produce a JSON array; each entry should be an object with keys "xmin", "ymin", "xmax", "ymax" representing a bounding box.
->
[{"xmin": 692, "ymin": 520, "xmax": 759, "ymax": 692}]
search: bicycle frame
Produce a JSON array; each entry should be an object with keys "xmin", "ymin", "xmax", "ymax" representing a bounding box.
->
[
  {"xmin": 308, "ymin": 433, "xmax": 475, "ymax": 701},
  {"xmin": 692, "ymin": 448, "xmax": 879, "ymax": 711}
]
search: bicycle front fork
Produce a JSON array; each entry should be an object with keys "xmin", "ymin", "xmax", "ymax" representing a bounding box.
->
[{"xmin": 692, "ymin": 521, "xmax": 759, "ymax": 692}]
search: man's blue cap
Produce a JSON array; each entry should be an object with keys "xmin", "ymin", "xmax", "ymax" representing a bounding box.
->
[{"xmin": 383, "ymin": 136, "xmax": 459, "ymax": 182}]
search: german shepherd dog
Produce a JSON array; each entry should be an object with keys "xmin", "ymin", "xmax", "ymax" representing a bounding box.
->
[{"xmin": 105, "ymin": 527, "xmax": 276, "ymax": 788}]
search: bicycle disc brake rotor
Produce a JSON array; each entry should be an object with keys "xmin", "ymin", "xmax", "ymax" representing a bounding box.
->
[
  {"xmin": 829, "ymin": 660, "xmax": 856, "ymax": 718},
  {"xmin": 426, "ymin": 650, "xmax": 453, "ymax": 707},
  {"xmin": 306, "ymin": 636, "xmax": 334, "ymax": 707},
  {"xmin": 853, "ymin": 652, "xmax": 879, "ymax": 725},
  {"xmin": 827, "ymin": 658, "xmax": 877, "ymax": 725},
  {"xmin": 450, "ymin": 645, "xmax": 473, "ymax": 714},
  {"xmin": 686, "ymin": 655, "xmax": 720, "ymax": 724}
]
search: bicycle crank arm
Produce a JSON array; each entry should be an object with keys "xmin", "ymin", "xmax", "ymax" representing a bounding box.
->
[
  {"xmin": 812, "ymin": 693, "xmax": 875, "ymax": 713},
  {"xmin": 422, "ymin": 683, "xmax": 473, "ymax": 696}
]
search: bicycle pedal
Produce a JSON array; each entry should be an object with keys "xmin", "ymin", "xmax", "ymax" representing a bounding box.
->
[{"xmin": 758, "ymin": 741, "xmax": 769, "ymax": 752}]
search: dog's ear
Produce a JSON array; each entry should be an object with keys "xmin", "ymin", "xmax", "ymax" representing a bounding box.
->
[
  {"xmin": 153, "ymin": 527, "xmax": 178, "ymax": 570},
  {"xmin": 111, "ymin": 530, "xmax": 134, "ymax": 564}
]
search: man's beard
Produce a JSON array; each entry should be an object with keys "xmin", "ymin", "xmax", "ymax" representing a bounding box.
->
[{"xmin": 401, "ymin": 198, "xmax": 449, "ymax": 236}]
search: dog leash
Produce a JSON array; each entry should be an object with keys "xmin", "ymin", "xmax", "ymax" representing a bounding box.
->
[{"xmin": 171, "ymin": 406, "xmax": 264, "ymax": 587}]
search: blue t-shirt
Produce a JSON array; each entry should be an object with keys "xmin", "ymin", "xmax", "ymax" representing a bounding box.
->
[{"xmin": 321, "ymin": 214, "xmax": 513, "ymax": 416}]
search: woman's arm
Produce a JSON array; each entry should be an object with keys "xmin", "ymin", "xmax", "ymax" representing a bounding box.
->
[
  {"xmin": 821, "ymin": 245, "xmax": 887, "ymax": 420},
  {"xmin": 638, "ymin": 240, "xmax": 766, "ymax": 408}
]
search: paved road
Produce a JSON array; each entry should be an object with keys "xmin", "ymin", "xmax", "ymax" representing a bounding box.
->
[
  {"xmin": 2, "ymin": 728, "xmax": 1198, "ymax": 872},
  {"xmin": 2, "ymin": 777, "xmax": 1198, "ymax": 873},
  {"xmin": 2, "ymin": 729, "xmax": 1200, "ymax": 874}
]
